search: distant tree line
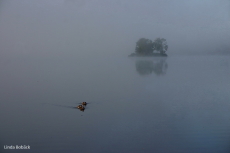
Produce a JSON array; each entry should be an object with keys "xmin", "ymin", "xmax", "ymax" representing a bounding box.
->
[{"xmin": 135, "ymin": 38, "xmax": 168, "ymax": 55}]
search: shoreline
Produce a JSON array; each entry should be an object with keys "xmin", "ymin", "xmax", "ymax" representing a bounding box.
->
[{"xmin": 128, "ymin": 53, "xmax": 168, "ymax": 57}]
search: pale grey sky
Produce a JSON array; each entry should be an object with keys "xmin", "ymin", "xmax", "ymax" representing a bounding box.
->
[{"xmin": 0, "ymin": 0, "xmax": 229, "ymax": 57}]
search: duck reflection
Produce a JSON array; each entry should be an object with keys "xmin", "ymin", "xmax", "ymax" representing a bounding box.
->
[{"xmin": 135, "ymin": 57, "xmax": 168, "ymax": 76}]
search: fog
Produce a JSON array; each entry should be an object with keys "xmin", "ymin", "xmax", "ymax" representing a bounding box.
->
[
  {"xmin": 1, "ymin": 1, "xmax": 230, "ymax": 152},
  {"xmin": 0, "ymin": 0, "xmax": 230, "ymax": 59}
]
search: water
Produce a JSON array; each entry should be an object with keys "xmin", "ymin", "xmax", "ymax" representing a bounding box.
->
[
  {"xmin": 1, "ymin": 55, "xmax": 230, "ymax": 153},
  {"xmin": 1, "ymin": 1, "xmax": 230, "ymax": 152}
]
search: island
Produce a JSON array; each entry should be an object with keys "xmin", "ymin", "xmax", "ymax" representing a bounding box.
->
[{"xmin": 129, "ymin": 38, "xmax": 168, "ymax": 57}]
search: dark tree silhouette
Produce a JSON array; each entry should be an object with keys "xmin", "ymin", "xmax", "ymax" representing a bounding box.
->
[
  {"xmin": 153, "ymin": 38, "xmax": 168, "ymax": 54},
  {"xmin": 135, "ymin": 38, "xmax": 153, "ymax": 55},
  {"xmin": 130, "ymin": 37, "xmax": 168, "ymax": 56}
]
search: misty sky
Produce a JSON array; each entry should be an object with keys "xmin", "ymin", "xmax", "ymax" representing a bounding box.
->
[
  {"xmin": 0, "ymin": 0, "xmax": 229, "ymax": 57},
  {"xmin": 1, "ymin": 2, "xmax": 230, "ymax": 151}
]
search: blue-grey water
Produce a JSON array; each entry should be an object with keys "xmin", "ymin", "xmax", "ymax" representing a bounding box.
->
[
  {"xmin": 1, "ymin": 55, "xmax": 230, "ymax": 153},
  {"xmin": 1, "ymin": 1, "xmax": 230, "ymax": 153}
]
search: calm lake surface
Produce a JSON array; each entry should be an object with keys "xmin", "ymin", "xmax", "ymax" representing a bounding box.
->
[
  {"xmin": 1, "ymin": 1, "xmax": 230, "ymax": 152},
  {"xmin": 1, "ymin": 55, "xmax": 230, "ymax": 153}
]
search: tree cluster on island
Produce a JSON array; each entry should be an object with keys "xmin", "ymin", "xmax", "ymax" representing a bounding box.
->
[{"xmin": 129, "ymin": 38, "xmax": 168, "ymax": 57}]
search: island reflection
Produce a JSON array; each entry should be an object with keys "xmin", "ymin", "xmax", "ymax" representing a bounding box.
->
[{"xmin": 135, "ymin": 57, "xmax": 168, "ymax": 76}]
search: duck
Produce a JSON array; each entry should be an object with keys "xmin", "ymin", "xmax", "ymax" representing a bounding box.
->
[
  {"xmin": 76, "ymin": 105, "xmax": 85, "ymax": 111},
  {"xmin": 79, "ymin": 107, "xmax": 85, "ymax": 111},
  {"xmin": 82, "ymin": 102, "xmax": 87, "ymax": 106},
  {"xmin": 76, "ymin": 105, "xmax": 84, "ymax": 109}
]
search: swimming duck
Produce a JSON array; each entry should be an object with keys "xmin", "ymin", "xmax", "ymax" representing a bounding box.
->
[
  {"xmin": 82, "ymin": 102, "xmax": 87, "ymax": 106},
  {"xmin": 77, "ymin": 105, "xmax": 85, "ymax": 111},
  {"xmin": 79, "ymin": 107, "xmax": 85, "ymax": 111},
  {"xmin": 77, "ymin": 105, "xmax": 83, "ymax": 109}
]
